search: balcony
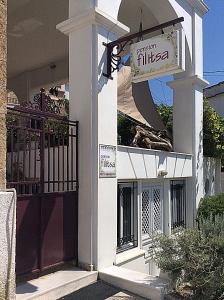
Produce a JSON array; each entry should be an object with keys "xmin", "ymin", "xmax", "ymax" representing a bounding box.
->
[{"xmin": 117, "ymin": 145, "xmax": 192, "ymax": 180}]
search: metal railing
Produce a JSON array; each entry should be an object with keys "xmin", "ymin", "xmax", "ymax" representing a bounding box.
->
[{"xmin": 6, "ymin": 90, "xmax": 78, "ymax": 195}]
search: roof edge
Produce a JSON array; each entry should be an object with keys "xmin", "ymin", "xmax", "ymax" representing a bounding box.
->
[{"xmin": 186, "ymin": 0, "xmax": 209, "ymax": 15}]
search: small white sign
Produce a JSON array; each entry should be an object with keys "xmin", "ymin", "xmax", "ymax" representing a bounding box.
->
[
  {"xmin": 130, "ymin": 29, "xmax": 185, "ymax": 83},
  {"xmin": 99, "ymin": 144, "xmax": 116, "ymax": 178}
]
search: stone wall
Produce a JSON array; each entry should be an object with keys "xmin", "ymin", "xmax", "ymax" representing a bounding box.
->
[
  {"xmin": 0, "ymin": 0, "xmax": 7, "ymax": 189},
  {"xmin": 0, "ymin": 191, "xmax": 16, "ymax": 300},
  {"xmin": 0, "ymin": 3, "xmax": 15, "ymax": 300}
]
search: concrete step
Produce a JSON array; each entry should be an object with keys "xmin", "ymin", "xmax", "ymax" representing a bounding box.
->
[
  {"xmin": 16, "ymin": 267, "xmax": 98, "ymax": 300},
  {"xmin": 99, "ymin": 266, "xmax": 169, "ymax": 300}
]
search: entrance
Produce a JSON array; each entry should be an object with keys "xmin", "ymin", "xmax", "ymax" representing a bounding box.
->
[{"xmin": 6, "ymin": 91, "xmax": 78, "ymax": 279}]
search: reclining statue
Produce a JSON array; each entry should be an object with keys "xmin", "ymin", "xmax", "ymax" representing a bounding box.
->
[{"xmin": 131, "ymin": 125, "xmax": 172, "ymax": 152}]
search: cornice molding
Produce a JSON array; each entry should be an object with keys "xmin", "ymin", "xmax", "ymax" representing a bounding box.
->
[
  {"xmin": 167, "ymin": 75, "xmax": 209, "ymax": 89},
  {"xmin": 186, "ymin": 0, "xmax": 209, "ymax": 15},
  {"xmin": 57, "ymin": 7, "xmax": 129, "ymax": 37}
]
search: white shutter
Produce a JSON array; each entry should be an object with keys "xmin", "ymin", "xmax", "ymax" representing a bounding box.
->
[
  {"xmin": 152, "ymin": 187, "xmax": 162, "ymax": 232},
  {"xmin": 142, "ymin": 189, "xmax": 151, "ymax": 235},
  {"xmin": 142, "ymin": 184, "xmax": 163, "ymax": 238}
]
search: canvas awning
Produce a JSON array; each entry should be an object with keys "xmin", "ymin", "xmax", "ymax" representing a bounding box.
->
[{"xmin": 117, "ymin": 66, "xmax": 166, "ymax": 131}]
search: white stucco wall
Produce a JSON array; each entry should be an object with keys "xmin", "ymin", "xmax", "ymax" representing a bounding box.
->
[
  {"xmin": 6, "ymin": 0, "xmax": 208, "ymax": 283},
  {"xmin": 118, "ymin": 146, "xmax": 192, "ymax": 180},
  {"xmin": 122, "ymin": 256, "xmax": 146, "ymax": 274},
  {"xmin": 205, "ymin": 83, "xmax": 224, "ymax": 118},
  {"xmin": 58, "ymin": 2, "xmax": 129, "ymax": 271},
  {"xmin": 208, "ymin": 95, "xmax": 224, "ymax": 118},
  {"xmin": 0, "ymin": 191, "xmax": 16, "ymax": 300},
  {"xmin": 114, "ymin": 175, "xmax": 193, "ymax": 276},
  {"xmin": 57, "ymin": 0, "xmax": 208, "ymax": 272},
  {"xmin": 204, "ymin": 157, "xmax": 221, "ymax": 196}
]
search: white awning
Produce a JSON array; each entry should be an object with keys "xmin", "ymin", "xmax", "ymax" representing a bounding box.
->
[{"xmin": 117, "ymin": 66, "xmax": 166, "ymax": 131}]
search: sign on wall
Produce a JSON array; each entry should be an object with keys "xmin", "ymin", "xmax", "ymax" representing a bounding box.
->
[
  {"xmin": 99, "ymin": 144, "xmax": 116, "ymax": 178},
  {"xmin": 130, "ymin": 29, "xmax": 185, "ymax": 83}
]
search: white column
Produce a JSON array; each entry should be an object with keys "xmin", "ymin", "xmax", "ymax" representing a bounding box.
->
[
  {"xmin": 163, "ymin": 179, "xmax": 171, "ymax": 235},
  {"xmin": 167, "ymin": 7, "xmax": 208, "ymax": 222},
  {"xmin": 215, "ymin": 159, "xmax": 221, "ymax": 195},
  {"xmin": 168, "ymin": 76, "xmax": 207, "ymax": 221},
  {"xmin": 57, "ymin": 7, "xmax": 129, "ymax": 270}
]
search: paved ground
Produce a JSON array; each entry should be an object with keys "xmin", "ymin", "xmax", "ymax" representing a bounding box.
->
[{"xmin": 60, "ymin": 281, "xmax": 146, "ymax": 300}]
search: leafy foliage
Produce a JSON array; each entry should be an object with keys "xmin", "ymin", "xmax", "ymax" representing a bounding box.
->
[
  {"xmin": 151, "ymin": 220, "xmax": 224, "ymax": 299},
  {"xmin": 153, "ymin": 191, "xmax": 224, "ymax": 298},
  {"xmin": 157, "ymin": 100, "xmax": 224, "ymax": 158},
  {"xmin": 198, "ymin": 193, "xmax": 224, "ymax": 220},
  {"xmin": 156, "ymin": 104, "xmax": 173, "ymax": 135},
  {"xmin": 203, "ymin": 98, "xmax": 224, "ymax": 158},
  {"xmin": 117, "ymin": 113, "xmax": 136, "ymax": 145}
]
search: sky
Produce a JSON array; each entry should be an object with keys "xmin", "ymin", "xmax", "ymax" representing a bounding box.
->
[{"xmin": 149, "ymin": 0, "xmax": 224, "ymax": 106}]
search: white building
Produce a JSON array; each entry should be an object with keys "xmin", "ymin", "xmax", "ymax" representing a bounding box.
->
[
  {"xmin": 1, "ymin": 0, "xmax": 209, "ymax": 299},
  {"xmin": 204, "ymin": 81, "xmax": 224, "ymax": 117},
  {"xmin": 204, "ymin": 83, "xmax": 224, "ymax": 194}
]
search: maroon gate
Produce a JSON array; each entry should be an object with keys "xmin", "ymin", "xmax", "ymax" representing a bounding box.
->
[{"xmin": 6, "ymin": 90, "xmax": 78, "ymax": 280}]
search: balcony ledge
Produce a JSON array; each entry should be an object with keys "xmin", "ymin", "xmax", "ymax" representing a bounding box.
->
[
  {"xmin": 117, "ymin": 145, "xmax": 192, "ymax": 180},
  {"xmin": 115, "ymin": 248, "xmax": 146, "ymax": 266}
]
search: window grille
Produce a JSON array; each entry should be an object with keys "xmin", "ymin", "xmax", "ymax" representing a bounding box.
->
[
  {"xmin": 142, "ymin": 190, "xmax": 150, "ymax": 235},
  {"xmin": 171, "ymin": 180, "xmax": 186, "ymax": 230},
  {"xmin": 152, "ymin": 188, "xmax": 162, "ymax": 231},
  {"xmin": 117, "ymin": 183, "xmax": 138, "ymax": 253},
  {"xmin": 142, "ymin": 186, "xmax": 162, "ymax": 236}
]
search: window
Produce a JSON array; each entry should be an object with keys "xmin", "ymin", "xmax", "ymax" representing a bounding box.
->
[
  {"xmin": 171, "ymin": 180, "xmax": 186, "ymax": 230},
  {"xmin": 117, "ymin": 183, "xmax": 138, "ymax": 253},
  {"xmin": 142, "ymin": 185, "xmax": 163, "ymax": 237}
]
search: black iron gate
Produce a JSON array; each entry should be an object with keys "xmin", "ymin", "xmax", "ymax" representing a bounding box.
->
[{"xmin": 6, "ymin": 90, "xmax": 78, "ymax": 280}]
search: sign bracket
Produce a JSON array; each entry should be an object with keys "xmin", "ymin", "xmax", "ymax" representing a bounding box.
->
[{"xmin": 102, "ymin": 17, "xmax": 184, "ymax": 80}]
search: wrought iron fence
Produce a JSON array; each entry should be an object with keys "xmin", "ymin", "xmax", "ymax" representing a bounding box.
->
[{"xmin": 6, "ymin": 90, "xmax": 78, "ymax": 195}]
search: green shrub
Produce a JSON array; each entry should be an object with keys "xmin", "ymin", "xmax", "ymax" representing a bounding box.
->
[
  {"xmin": 156, "ymin": 103, "xmax": 173, "ymax": 135},
  {"xmin": 151, "ymin": 221, "xmax": 224, "ymax": 299},
  {"xmin": 156, "ymin": 100, "xmax": 224, "ymax": 159},
  {"xmin": 203, "ymin": 99, "xmax": 224, "ymax": 158},
  {"xmin": 198, "ymin": 193, "xmax": 224, "ymax": 220}
]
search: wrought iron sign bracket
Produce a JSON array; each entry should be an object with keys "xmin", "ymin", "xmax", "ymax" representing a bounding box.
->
[{"xmin": 102, "ymin": 17, "xmax": 184, "ymax": 80}]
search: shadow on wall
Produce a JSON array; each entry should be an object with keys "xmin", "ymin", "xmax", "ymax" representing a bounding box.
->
[{"xmin": 196, "ymin": 128, "xmax": 203, "ymax": 207}]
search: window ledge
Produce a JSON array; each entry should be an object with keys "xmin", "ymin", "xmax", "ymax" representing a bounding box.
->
[{"xmin": 115, "ymin": 248, "xmax": 146, "ymax": 266}]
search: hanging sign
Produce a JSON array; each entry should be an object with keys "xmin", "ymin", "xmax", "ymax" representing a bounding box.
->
[
  {"xmin": 130, "ymin": 29, "xmax": 185, "ymax": 83},
  {"xmin": 99, "ymin": 144, "xmax": 116, "ymax": 178}
]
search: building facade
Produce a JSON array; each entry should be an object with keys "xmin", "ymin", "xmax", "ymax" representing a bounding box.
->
[
  {"xmin": 204, "ymin": 83, "xmax": 224, "ymax": 194},
  {"xmin": 0, "ymin": 0, "xmax": 209, "ymax": 299},
  {"xmin": 205, "ymin": 81, "xmax": 224, "ymax": 117}
]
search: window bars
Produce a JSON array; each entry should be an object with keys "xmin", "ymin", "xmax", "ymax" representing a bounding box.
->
[
  {"xmin": 171, "ymin": 180, "xmax": 186, "ymax": 230},
  {"xmin": 142, "ymin": 186, "xmax": 163, "ymax": 236},
  {"xmin": 117, "ymin": 183, "xmax": 138, "ymax": 253}
]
